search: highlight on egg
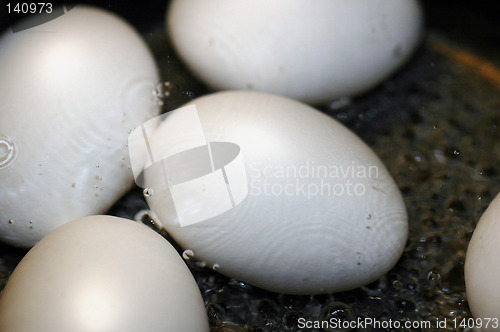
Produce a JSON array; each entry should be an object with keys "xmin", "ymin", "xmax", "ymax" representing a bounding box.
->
[
  {"xmin": 167, "ymin": 0, "xmax": 423, "ymax": 104},
  {"xmin": 0, "ymin": 5, "xmax": 161, "ymax": 247},
  {"xmin": 0, "ymin": 216, "xmax": 209, "ymax": 332},
  {"xmin": 465, "ymin": 192, "xmax": 500, "ymax": 330},
  {"xmin": 129, "ymin": 90, "xmax": 408, "ymax": 295}
]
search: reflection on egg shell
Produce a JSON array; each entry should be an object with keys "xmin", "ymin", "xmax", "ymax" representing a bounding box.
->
[
  {"xmin": 167, "ymin": 0, "xmax": 423, "ymax": 104},
  {"xmin": 0, "ymin": 216, "xmax": 209, "ymax": 332},
  {"xmin": 143, "ymin": 91, "xmax": 408, "ymax": 294},
  {"xmin": 0, "ymin": 5, "xmax": 160, "ymax": 247},
  {"xmin": 465, "ymin": 193, "xmax": 500, "ymax": 330}
]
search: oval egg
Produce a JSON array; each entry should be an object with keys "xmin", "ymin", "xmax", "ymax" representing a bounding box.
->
[
  {"xmin": 465, "ymin": 193, "xmax": 500, "ymax": 330},
  {"xmin": 0, "ymin": 216, "xmax": 209, "ymax": 332},
  {"xmin": 167, "ymin": 0, "xmax": 423, "ymax": 104},
  {"xmin": 0, "ymin": 5, "xmax": 160, "ymax": 247},
  {"xmin": 141, "ymin": 91, "xmax": 408, "ymax": 294}
]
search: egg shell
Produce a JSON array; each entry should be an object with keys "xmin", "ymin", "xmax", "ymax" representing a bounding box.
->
[
  {"xmin": 0, "ymin": 5, "xmax": 160, "ymax": 247},
  {"xmin": 143, "ymin": 91, "xmax": 408, "ymax": 294},
  {"xmin": 0, "ymin": 216, "xmax": 209, "ymax": 332},
  {"xmin": 167, "ymin": 0, "xmax": 423, "ymax": 105},
  {"xmin": 465, "ymin": 193, "xmax": 500, "ymax": 330}
]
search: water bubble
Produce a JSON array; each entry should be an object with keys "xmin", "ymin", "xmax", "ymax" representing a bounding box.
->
[
  {"xmin": 182, "ymin": 249, "xmax": 194, "ymax": 260},
  {"xmin": 392, "ymin": 279, "xmax": 404, "ymax": 290},
  {"xmin": 427, "ymin": 269, "xmax": 441, "ymax": 284},
  {"xmin": 446, "ymin": 147, "xmax": 461, "ymax": 159},
  {"xmin": 183, "ymin": 91, "xmax": 196, "ymax": 99},
  {"xmin": 0, "ymin": 135, "xmax": 18, "ymax": 171},
  {"xmin": 143, "ymin": 188, "xmax": 154, "ymax": 197},
  {"xmin": 153, "ymin": 81, "xmax": 173, "ymax": 102},
  {"xmin": 320, "ymin": 302, "xmax": 354, "ymax": 330},
  {"xmin": 8, "ymin": 219, "xmax": 13, "ymax": 225},
  {"xmin": 133, "ymin": 210, "xmax": 159, "ymax": 230}
]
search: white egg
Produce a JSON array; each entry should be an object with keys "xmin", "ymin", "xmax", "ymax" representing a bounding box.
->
[
  {"xmin": 0, "ymin": 5, "xmax": 160, "ymax": 247},
  {"xmin": 139, "ymin": 91, "xmax": 408, "ymax": 294},
  {"xmin": 166, "ymin": 0, "xmax": 423, "ymax": 105},
  {"xmin": 465, "ymin": 193, "xmax": 500, "ymax": 330},
  {"xmin": 0, "ymin": 216, "xmax": 209, "ymax": 332}
]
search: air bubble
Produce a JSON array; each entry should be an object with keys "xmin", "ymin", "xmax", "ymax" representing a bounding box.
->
[
  {"xmin": 8, "ymin": 219, "xmax": 13, "ymax": 225},
  {"xmin": 133, "ymin": 209, "xmax": 159, "ymax": 230},
  {"xmin": 153, "ymin": 81, "xmax": 173, "ymax": 102},
  {"xmin": 143, "ymin": 188, "xmax": 154, "ymax": 197},
  {"xmin": 182, "ymin": 249, "xmax": 194, "ymax": 260},
  {"xmin": 320, "ymin": 302, "xmax": 354, "ymax": 326},
  {"xmin": 212, "ymin": 263, "xmax": 220, "ymax": 271},
  {"xmin": 427, "ymin": 270, "xmax": 441, "ymax": 284},
  {"xmin": 0, "ymin": 135, "xmax": 18, "ymax": 171}
]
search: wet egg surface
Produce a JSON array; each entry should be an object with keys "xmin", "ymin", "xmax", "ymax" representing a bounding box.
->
[
  {"xmin": 142, "ymin": 91, "xmax": 408, "ymax": 295},
  {"xmin": 0, "ymin": 5, "xmax": 160, "ymax": 247}
]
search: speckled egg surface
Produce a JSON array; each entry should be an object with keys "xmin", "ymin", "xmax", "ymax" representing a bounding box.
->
[
  {"xmin": 142, "ymin": 91, "xmax": 408, "ymax": 294},
  {"xmin": 167, "ymin": 0, "xmax": 423, "ymax": 104}
]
